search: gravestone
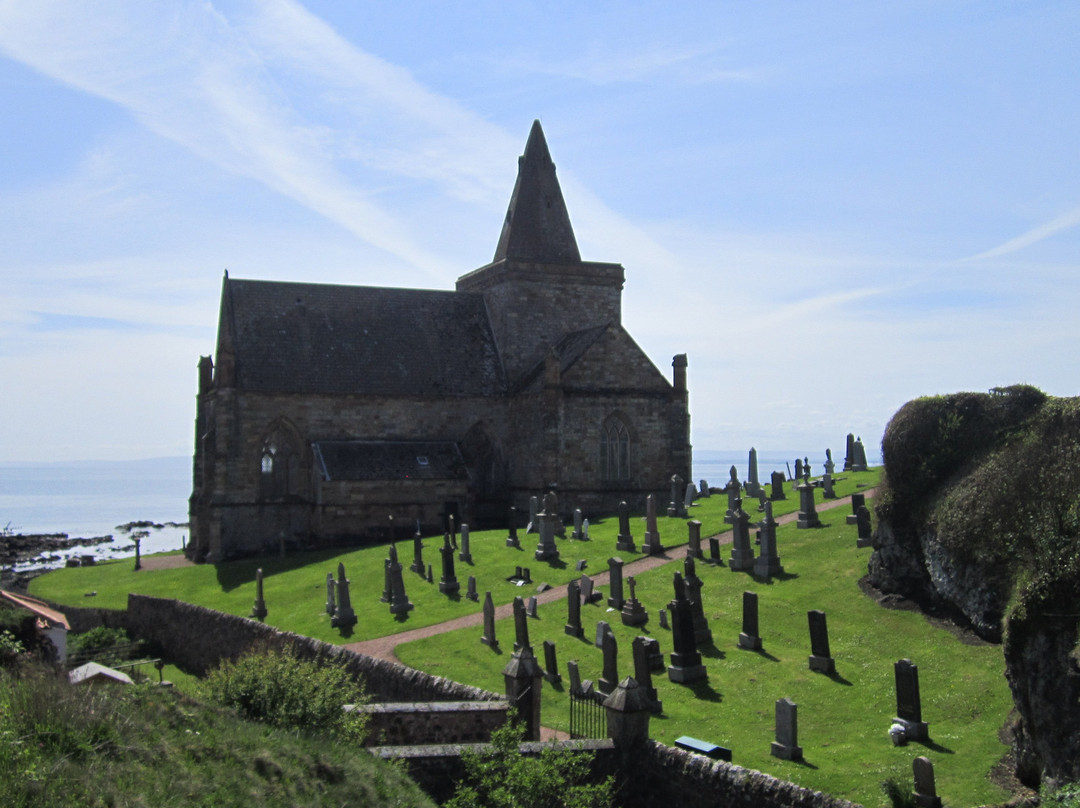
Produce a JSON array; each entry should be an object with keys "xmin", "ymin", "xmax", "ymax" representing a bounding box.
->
[
  {"xmin": 522, "ymin": 567, "xmax": 531, "ymax": 583},
  {"xmin": 807, "ymin": 610, "xmax": 835, "ymax": 674},
  {"xmin": 620, "ymin": 575, "xmax": 648, "ymax": 627},
  {"xmin": 466, "ymin": 575, "xmax": 478, "ymax": 602},
  {"xmin": 687, "ymin": 519, "xmax": 703, "ymax": 560},
  {"xmin": 526, "ymin": 495, "xmax": 539, "ymax": 534},
  {"xmin": 770, "ymin": 470, "xmax": 787, "ymax": 501},
  {"xmin": 567, "ymin": 660, "xmax": 590, "ymax": 697},
  {"xmin": 251, "ymin": 568, "xmax": 268, "ymax": 622},
  {"xmin": 794, "ymin": 458, "xmax": 803, "ymax": 486},
  {"xmin": 913, "ymin": 756, "xmax": 942, "ymax": 808},
  {"xmin": 580, "ymin": 574, "xmax": 601, "ymax": 604},
  {"xmin": 543, "ymin": 640, "xmax": 561, "ymax": 683},
  {"xmin": 607, "ymin": 557, "xmax": 625, "ymax": 610},
  {"xmin": 564, "ymin": 578, "xmax": 585, "ymax": 638},
  {"xmin": 331, "ymin": 562, "xmax": 357, "ymax": 629},
  {"xmin": 683, "ymin": 554, "xmax": 712, "ymax": 645},
  {"xmin": 631, "ymin": 635, "xmax": 662, "ymax": 712},
  {"xmin": 771, "ymin": 698, "xmax": 803, "ymax": 761},
  {"xmin": 796, "ymin": 475, "xmax": 822, "ymax": 529},
  {"xmin": 856, "ymin": 505, "xmax": 873, "ymax": 548},
  {"xmin": 512, "ymin": 596, "xmax": 531, "ymax": 653},
  {"xmin": 852, "ymin": 437, "xmax": 868, "ymax": 471},
  {"xmin": 746, "ymin": 447, "xmax": 761, "ymax": 497},
  {"xmin": 458, "ymin": 523, "xmax": 472, "ymax": 563},
  {"xmin": 824, "ymin": 448, "xmax": 836, "ymax": 476},
  {"xmin": 325, "ymin": 572, "xmax": 336, "ymax": 616},
  {"xmin": 582, "ymin": 518, "xmax": 590, "ymax": 540},
  {"xmin": 380, "ymin": 558, "xmax": 392, "ymax": 603},
  {"xmin": 699, "ymin": 479, "xmax": 710, "ymax": 498},
  {"xmin": 738, "ymin": 590, "xmax": 762, "ymax": 650},
  {"xmin": 642, "ymin": 636, "xmax": 664, "ymax": 671},
  {"xmin": 426, "ymin": 563, "xmax": 434, "ymax": 583},
  {"xmin": 534, "ymin": 498, "xmax": 560, "ymax": 562},
  {"xmin": 668, "ymin": 474, "xmax": 687, "ymax": 518},
  {"xmin": 894, "ymin": 658, "xmax": 929, "ymax": 741},
  {"xmin": 729, "ymin": 497, "xmax": 757, "ymax": 571},
  {"xmin": 599, "ymin": 629, "xmax": 619, "ymax": 695},
  {"xmin": 708, "ymin": 536, "xmax": 722, "ymax": 564},
  {"xmin": 725, "ymin": 466, "xmax": 741, "ymax": 523},
  {"xmin": 844, "ymin": 433, "xmax": 856, "ymax": 471},
  {"xmin": 527, "ymin": 595, "xmax": 538, "ymax": 618},
  {"xmin": 642, "ymin": 494, "xmax": 664, "ymax": 554},
  {"xmin": 506, "ymin": 505, "xmax": 521, "ymax": 548},
  {"xmin": 481, "ymin": 592, "xmax": 498, "ymax": 648},
  {"xmin": 411, "ymin": 532, "xmax": 425, "ymax": 574},
  {"xmin": 594, "ymin": 620, "xmax": 611, "ymax": 649},
  {"xmin": 658, "ymin": 607, "xmax": 669, "ymax": 629},
  {"xmin": 575, "ymin": 559, "xmax": 587, "ymax": 572},
  {"xmin": 684, "ymin": 482, "xmax": 696, "ymax": 510},
  {"xmin": 616, "ymin": 500, "xmax": 636, "ymax": 552},
  {"xmin": 754, "ymin": 500, "xmax": 784, "ymax": 579},
  {"xmin": 387, "ymin": 544, "xmax": 414, "ymax": 614},
  {"xmin": 667, "ymin": 571, "xmax": 707, "ymax": 683},
  {"xmin": 439, "ymin": 533, "xmax": 460, "ymax": 594},
  {"xmin": 821, "ymin": 472, "xmax": 836, "ymax": 499},
  {"xmin": 847, "ymin": 492, "xmax": 865, "ymax": 525},
  {"xmin": 572, "ymin": 508, "xmax": 584, "ymax": 540},
  {"xmin": 757, "ymin": 488, "xmax": 768, "ymax": 512}
]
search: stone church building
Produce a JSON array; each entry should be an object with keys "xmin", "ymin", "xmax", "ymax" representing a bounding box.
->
[{"xmin": 187, "ymin": 121, "xmax": 691, "ymax": 562}]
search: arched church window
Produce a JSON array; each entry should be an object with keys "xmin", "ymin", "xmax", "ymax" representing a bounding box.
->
[
  {"xmin": 259, "ymin": 433, "xmax": 297, "ymax": 500},
  {"xmin": 600, "ymin": 417, "xmax": 631, "ymax": 481}
]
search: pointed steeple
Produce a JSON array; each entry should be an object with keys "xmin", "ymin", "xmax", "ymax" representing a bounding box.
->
[{"xmin": 494, "ymin": 120, "xmax": 581, "ymax": 264}]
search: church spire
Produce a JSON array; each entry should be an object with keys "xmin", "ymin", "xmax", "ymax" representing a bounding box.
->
[{"xmin": 493, "ymin": 120, "xmax": 581, "ymax": 264}]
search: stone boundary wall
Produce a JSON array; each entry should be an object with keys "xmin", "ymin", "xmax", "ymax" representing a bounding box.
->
[
  {"xmin": 352, "ymin": 701, "xmax": 509, "ymax": 746},
  {"xmin": 119, "ymin": 595, "xmax": 502, "ymax": 703}
]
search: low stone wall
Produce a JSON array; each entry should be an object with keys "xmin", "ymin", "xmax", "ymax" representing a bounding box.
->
[
  {"xmin": 121, "ymin": 595, "xmax": 502, "ymax": 703},
  {"xmin": 353, "ymin": 701, "xmax": 509, "ymax": 746}
]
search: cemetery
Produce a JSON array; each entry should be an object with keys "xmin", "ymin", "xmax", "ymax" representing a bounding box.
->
[{"xmin": 27, "ymin": 460, "xmax": 1022, "ymax": 806}]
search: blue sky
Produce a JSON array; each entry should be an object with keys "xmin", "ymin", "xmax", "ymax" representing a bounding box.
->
[{"xmin": 1, "ymin": 1, "xmax": 1078, "ymax": 463}]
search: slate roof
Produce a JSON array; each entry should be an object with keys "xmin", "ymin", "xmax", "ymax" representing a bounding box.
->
[
  {"xmin": 221, "ymin": 279, "xmax": 506, "ymax": 397},
  {"xmin": 313, "ymin": 440, "xmax": 469, "ymax": 482}
]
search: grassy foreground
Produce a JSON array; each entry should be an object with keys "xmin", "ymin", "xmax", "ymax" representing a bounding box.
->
[{"xmin": 28, "ymin": 469, "xmax": 1016, "ymax": 805}]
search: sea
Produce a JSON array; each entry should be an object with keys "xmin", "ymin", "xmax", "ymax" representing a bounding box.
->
[{"xmin": 1, "ymin": 449, "xmax": 876, "ymax": 572}]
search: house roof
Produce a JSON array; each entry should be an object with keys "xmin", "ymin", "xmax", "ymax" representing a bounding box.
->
[
  {"xmin": 68, "ymin": 662, "xmax": 134, "ymax": 686},
  {"xmin": 0, "ymin": 589, "xmax": 70, "ymax": 630},
  {"xmin": 313, "ymin": 440, "xmax": 469, "ymax": 482},
  {"xmin": 220, "ymin": 279, "xmax": 506, "ymax": 397}
]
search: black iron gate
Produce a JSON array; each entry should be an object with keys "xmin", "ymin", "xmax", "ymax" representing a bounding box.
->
[{"xmin": 568, "ymin": 689, "xmax": 606, "ymax": 739}]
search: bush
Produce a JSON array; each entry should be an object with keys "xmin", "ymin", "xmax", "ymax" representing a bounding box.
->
[
  {"xmin": 201, "ymin": 644, "xmax": 368, "ymax": 743},
  {"xmin": 445, "ymin": 721, "xmax": 612, "ymax": 808},
  {"xmin": 1044, "ymin": 781, "xmax": 1080, "ymax": 807},
  {"xmin": 67, "ymin": 626, "xmax": 130, "ymax": 658}
]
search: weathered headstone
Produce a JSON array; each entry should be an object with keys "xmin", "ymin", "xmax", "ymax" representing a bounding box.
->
[
  {"xmin": 466, "ymin": 575, "xmax": 478, "ymax": 602},
  {"xmin": 331, "ymin": 562, "xmax": 357, "ymax": 629},
  {"xmin": 856, "ymin": 505, "xmax": 873, "ymax": 548},
  {"xmin": 794, "ymin": 458, "xmax": 803, "ymax": 486},
  {"xmin": 642, "ymin": 494, "xmax": 663, "ymax": 555},
  {"xmin": 852, "ymin": 437, "xmax": 868, "ymax": 472},
  {"xmin": 565, "ymin": 578, "xmax": 584, "ymax": 638},
  {"xmin": 668, "ymin": 474, "xmax": 687, "ymax": 518},
  {"xmin": 683, "ymin": 554, "xmax": 712, "ymax": 645},
  {"xmin": 582, "ymin": 518, "xmax": 590, "ymax": 540},
  {"xmin": 506, "ymin": 505, "xmax": 521, "ymax": 548},
  {"xmin": 572, "ymin": 508, "xmax": 584, "ymax": 540},
  {"xmin": 410, "ymin": 532, "xmax": 425, "ymax": 574},
  {"xmin": 687, "ymin": 519, "xmax": 703, "ymax": 560},
  {"xmin": 599, "ymin": 629, "xmax": 619, "ymax": 695},
  {"xmin": 522, "ymin": 567, "xmax": 531, "ymax": 583},
  {"xmin": 620, "ymin": 575, "xmax": 648, "ymax": 627},
  {"xmin": 458, "ymin": 523, "xmax": 472, "ymax": 563},
  {"xmin": 580, "ymin": 574, "xmax": 600, "ymax": 604},
  {"xmin": 387, "ymin": 544, "xmax": 414, "ymax": 614},
  {"xmin": 770, "ymin": 470, "xmax": 787, "ymax": 501},
  {"xmin": 667, "ymin": 571, "xmax": 707, "ymax": 683},
  {"xmin": 746, "ymin": 447, "xmax": 761, "ymax": 497},
  {"xmin": 525, "ymin": 495, "xmax": 539, "ymax": 534},
  {"xmin": 251, "ymin": 568, "xmax": 268, "ymax": 622},
  {"xmin": 684, "ymin": 482, "xmax": 696, "ymax": 511},
  {"xmin": 631, "ymin": 635, "xmax": 662, "ymax": 712},
  {"xmin": 754, "ymin": 500, "xmax": 784, "ymax": 579},
  {"xmin": 575, "ymin": 559, "xmax": 587, "ymax": 572},
  {"xmin": 439, "ymin": 533, "xmax": 460, "ymax": 594},
  {"xmin": 725, "ymin": 466, "xmax": 741, "ymax": 522},
  {"xmin": 513, "ymin": 596, "xmax": 531, "ymax": 653},
  {"xmin": 807, "ymin": 610, "xmax": 835, "ymax": 674},
  {"xmin": 699, "ymin": 479, "xmax": 710, "ymax": 498},
  {"xmin": 659, "ymin": 607, "xmax": 669, "ymax": 630},
  {"xmin": 594, "ymin": 620, "xmax": 611, "ymax": 649},
  {"xmin": 797, "ymin": 475, "xmax": 822, "ymax": 529},
  {"xmin": 567, "ymin": 659, "xmax": 589, "ymax": 697},
  {"xmin": 844, "ymin": 433, "xmax": 856, "ymax": 471},
  {"xmin": 824, "ymin": 448, "xmax": 836, "ymax": 476},
  {"xmin": 913, "ymin": 756, "xmax": 942, "ymax": 808},
  {"xmin": 426, "ymin": 563, "xmax": 433, "ymax": 583},
  {"xmin": 616, "ymin": 500, "xmax": 636, "ymax": 552},
  {"xmin": 534, "ymin": 499, "xmax": 560, "ymax": 562},
  {"xmin": 543, "ymin": 640, "xmax": 561, "ymax": 683},
  {"xmin": 708, "ymin": 536, "xmax": 722, "ymax": 564},
  {"xmin": 738, "ymin": 590, "xmax": 762, "ymax": 650},
  {"xmin": 481, "ymin": 592, "xmax": 498, "ymax": 648},
  {"xmin": 894, "ymin": 658, "xmax": 929, "ymax": 741},
  {"xmin": 821, "ymin": 472, "xmax": 836, "ymax": 500},
  {"xmin": 607, "ymin": 557, "xmax": 625, "ymax": 610},
  {"xmin": 847, "ymin": 492, "xmax": 865, "ymax": 525},
  {"xmin": 729, "ymin": 497, "xmax": 756, "ymax": 571},
  {"xmin": 527, "ymin": 595, "xmax": 538, "ymax": 618},
  {"xmin": 325, "ymin": 572, "xmax": 336, "ymax": 616},
  {"xmin": 771, "ymin": 698, "xmax": 803, "ymax": 761}
]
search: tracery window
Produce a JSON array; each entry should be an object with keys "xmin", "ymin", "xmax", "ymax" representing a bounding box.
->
[
  {"xmin": 259, "ymin": 433, "xmax": 297, "ymax": 499},
  {"xmin": 600, "ymin": 416, "xmax": 630, "ymax": 481}
]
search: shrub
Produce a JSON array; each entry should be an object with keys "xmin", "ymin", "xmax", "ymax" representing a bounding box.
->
[
  {"xmin": 201, "ymin": 644, "xmax": 368, "ymax": 743},
  {"xmin": 67, "ymin": 626, "xmax": 130, "ymax": 658},
  {"xmin": 445, "ymin": 721, "xmax": 612, "ymax": 808},
  {"xmin": 1044, "ymin": 781, "xmax": 1080, "ymax": 807}
]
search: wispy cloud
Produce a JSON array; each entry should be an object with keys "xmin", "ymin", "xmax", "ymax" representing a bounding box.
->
[{"xmin": 961, "ymin": 205, "xmax": 1080, "ymax": 262}]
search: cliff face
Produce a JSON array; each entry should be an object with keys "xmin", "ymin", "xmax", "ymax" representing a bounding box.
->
[{"xmin": 869, "ymin": 386, "xmax": 1080, "ymax": 786}]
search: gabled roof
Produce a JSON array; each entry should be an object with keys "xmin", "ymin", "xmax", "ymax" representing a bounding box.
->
[
  {"xmin": 313, "ymin": 440, "xmax": 469, "ymax": 482},
  {"xmin": 512, "ymin": 324, "xmax": 610, "ymax": 392},
  {"xmin": 0, "ymin": 589, "xmax": 70, "ymax": 630},
  {"xmin": 220, "ymin": 278, "xmax": 506, "ymax": 397},
  {"xmin": 493, "ymin": 120, "xmax": 581, "ymax": 264},
  {"xmin": 68, "ymin": 662, "xmax": 134, "ymax": 686}
]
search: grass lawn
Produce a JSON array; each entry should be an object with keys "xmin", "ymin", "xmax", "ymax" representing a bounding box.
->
[{"xmin": 28, "ymin": 468, "xmax": 1017, "ymax": 805}]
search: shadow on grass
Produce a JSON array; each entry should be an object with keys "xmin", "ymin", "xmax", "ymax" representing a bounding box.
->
[
  {"xmin": 824, "ymin": 669, "xmax": 853, "ymax": 686},
  {"xmin": 792, "ymin": 757, "xmax": 819, "ymax": 770},
  {"xmin": 699, "ymin": 644, "xmax": 727, "ymax": 660},
  {"xmin": 737, "ymin": 646, "xmax": 779, "ymax": 662},
  {"xmin": 214, "ymin": 548, "xmax": 359, "ymax": 592},
  {"xmin": 916, "ymin": 737, "xmax": 954, "ymax": 754},
  {"xmin": 683, "ymin": 677, "xmax": 723, "ymax": 703}
]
